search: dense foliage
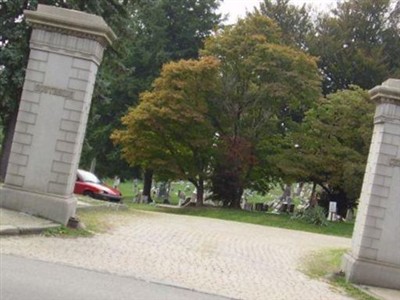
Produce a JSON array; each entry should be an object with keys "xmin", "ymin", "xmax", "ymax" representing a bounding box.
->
[
  {"xmin": 114, "ymin": 14, "xmax": 321, "ymax": 207},
  {"xmin": 79, "ymin": 0, "xmax": 221, "ymax": 178},
  {"xmin": 253, "ymin": 0, "xmax": 398, "ymax": 210},
  {"xmin": 201, "ymin": 14, "xmax": 321, "ymax": 207},
  {"xmin": 310, "ymin": 0, "xmax": 400, "ymax": 94},
  {"xmin": 257, "ymin": 0, "xmax": 400, "ymax": 94},
  {"xmin": 112, "ymin": 57, "xmax": 220, "ymax": 204},
  {"xmin": 276, "ymin": 87, "xmax": 374, "ymax": 214},
  {"xmin": 1, "ymin": 0, "xmax": 399, "ymax": 212}
]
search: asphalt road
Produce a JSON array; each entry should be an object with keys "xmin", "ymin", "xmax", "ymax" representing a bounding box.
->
[{"xmin": 0, "ymin": 254, "xmax": 231, "ymax": 300}]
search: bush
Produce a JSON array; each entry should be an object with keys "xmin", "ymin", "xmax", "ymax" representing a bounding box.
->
[{"xmin": 293, "ymin": 206, "xmax": 328, "ymax": 226}]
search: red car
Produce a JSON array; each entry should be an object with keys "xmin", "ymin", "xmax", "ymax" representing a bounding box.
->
[{"xmin": 74, "ymin": 169, "xmax": 122, "ymax": 202}]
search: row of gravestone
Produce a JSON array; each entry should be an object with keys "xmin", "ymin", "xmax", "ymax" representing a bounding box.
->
[{"xmin": 242, "ymin": 202, "xmax": 295, "ymax": 213}]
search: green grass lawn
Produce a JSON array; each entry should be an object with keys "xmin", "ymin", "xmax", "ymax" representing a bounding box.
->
[
  {"xmin": 110, "ymin": 179, "xmax": 304, "ymax": 205},
  {"xmin": 125, "ymin": 203, "xmax": 354, "ymax": 238},
  {"xmin": 101, "ymin": 179, "xmax": 354, "ymax": 238},
  {"xmin": 111, "ymin": 179, "xmax": 197, "ymax": 204},
  {"xmin": 301, "ymin": 248, "xmax": 377, "ymax": 300}
]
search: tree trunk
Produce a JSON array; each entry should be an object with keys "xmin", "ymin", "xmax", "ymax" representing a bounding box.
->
[
  {"xmin": 196, "ymin": 178, "xmax": 204, "ymax": 207},
  {"xmin": 0, "ymin": 112, "xmax": 17, "ymax": 182},
  {"xmin": 308, "ymin": 182, "xmax": 317, "ymax": 207},
  {"xmin": 142, "ymin": 169, "xmax": 153, "ymax": 203},
  {"xmin": 230, "ymin": 186, "xmax": 243, "ymax": 209}
]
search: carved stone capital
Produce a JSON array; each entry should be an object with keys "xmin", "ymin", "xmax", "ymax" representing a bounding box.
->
[
  {"xmin": 24, "ymin": 4, "xmax": 117, "ymax": 47},
  {"xmin": 369, "ymin": 79, "xmax": 400, "ymax": 105}
]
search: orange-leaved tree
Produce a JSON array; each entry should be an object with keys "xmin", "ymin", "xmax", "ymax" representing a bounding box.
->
[{"xmin": 111, "ymin": 56, "xmax": 220, "ymax": 205}]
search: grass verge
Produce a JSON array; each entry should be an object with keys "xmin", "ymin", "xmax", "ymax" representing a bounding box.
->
[
  {"xmin": 126, "ymin": 203, "xmax": 354, "ymax": 238},
  {"xmin": 42, "ymin": 225, "xmax": 92, "ymax": 237},
  {"xmin": 42, "ymin": 209, "xmax": 130, "ymax": 238},
  {"xmin": 301, "ymin": 248, "xmax": 377, "ymax": 300},
  {"xmin": 43, "ymin": 200, "xmax": 354, "ymax": 238}
]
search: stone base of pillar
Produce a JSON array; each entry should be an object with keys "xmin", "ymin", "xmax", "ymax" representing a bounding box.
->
[
  {"xmin": 342, "ymin": 253, "xmax": 400, "ymax": 290},
  {"xmin": 0, "ymin": 186, "xmax": 76, "ymax": 225}
]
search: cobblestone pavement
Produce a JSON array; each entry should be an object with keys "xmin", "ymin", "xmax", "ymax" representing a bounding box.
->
[{"xmin": 0, "ymin": 211, "xmax": 352, "ymax": 300}]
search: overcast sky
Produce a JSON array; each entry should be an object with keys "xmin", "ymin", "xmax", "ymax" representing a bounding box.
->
[{"xmin": 219, "ymin": 0, "xmax": 338, "ymax": 24}]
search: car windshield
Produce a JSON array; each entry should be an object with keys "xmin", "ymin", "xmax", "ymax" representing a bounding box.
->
[{"xmin": 78, "ymin": 170, "xmax": 102, "ymax": 184}]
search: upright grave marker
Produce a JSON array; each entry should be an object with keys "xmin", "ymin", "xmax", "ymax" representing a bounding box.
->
[
  {"xmin": 0, "ymin": 5, "xmax": 116, "ymax": 224},
  {"xmin": 343, "ymin": 79, "xmax": 400, "ymax": 289}
]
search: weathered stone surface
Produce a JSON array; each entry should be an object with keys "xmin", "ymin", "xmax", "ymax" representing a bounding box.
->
[
  {"xmin": 0, "ymin": 5, "xmax": 114, "ymax": 224},
  {"xmin": 343, "ymin": 78, "xmax": 400, "ymax": 289},
  {"xmin": 24, "ymin": 4, "xmax": 116, "ymax": 47}
]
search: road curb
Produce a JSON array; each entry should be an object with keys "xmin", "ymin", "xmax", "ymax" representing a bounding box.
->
[{"xmin": 0, "ymin": 224, "xmax": 61, "ymax": 236}]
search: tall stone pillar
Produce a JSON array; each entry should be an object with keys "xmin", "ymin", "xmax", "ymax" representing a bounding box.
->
[
  {"xmin": 343, "ymin": 79, "xmax": 400, "ymax": 289},
  {"xmin": 0, "ymin": 5, "xmax": 116, "ymax": 224}
]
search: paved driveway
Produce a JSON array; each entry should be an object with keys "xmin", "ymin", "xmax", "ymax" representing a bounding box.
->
[{"xmin": 0, "ymin": 210, "xmax": 352, "ymax": 300}]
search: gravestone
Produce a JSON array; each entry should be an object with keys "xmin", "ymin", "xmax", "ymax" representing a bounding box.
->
[
  {"xmin": 255, "ymin": 203, "xmax": 263, "ymax": 211},
  {"xmin": 0, "ymin": 5, "xmax": 116, "ymax": 224},
  {"xmin": 342, "ymin": 79, "xmax": 400, "ymax": 289}
]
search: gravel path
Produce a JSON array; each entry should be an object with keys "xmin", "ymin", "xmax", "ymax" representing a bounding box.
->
[{"xmin": 0, "ymin": 210, "xmax": 352, "ymax": 300}]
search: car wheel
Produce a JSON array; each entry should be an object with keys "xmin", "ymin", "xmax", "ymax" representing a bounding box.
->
[{"xmin": 83, "ymin": 190, "xmax": 95, "ymax": 198}]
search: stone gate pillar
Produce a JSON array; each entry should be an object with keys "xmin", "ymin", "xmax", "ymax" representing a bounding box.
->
[
  {"xmin": 0, "ymin": 5, "xmax": 116, "ymax": 224},
  {"xmin": 343, "ymin": 79, "xmax": 400, "ymax": 289}
]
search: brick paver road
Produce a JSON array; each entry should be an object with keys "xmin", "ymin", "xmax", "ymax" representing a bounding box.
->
[{"xmin": 0, "ymin": 210, "xmax": 352, "ymax": 300}]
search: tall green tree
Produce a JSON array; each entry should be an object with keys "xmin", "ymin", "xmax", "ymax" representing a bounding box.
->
[
  {"xmin": 256, "ymin": 0, "xmax": 314, "ymax": 49},
  {"xmin": 309, "ymin": 0, "xmax": 400, "ymax": 94},
  {"xmin": 256, "ymin": 0, "xmax": 400, "ymax": 94},
  {"xmin": 80, "ymin": 0, "xmax": 221, "ymax": 180},
  {"xmin": 200, "ymin": 14, "xmax": 321, "ymax": 207},
  {"xmin": 277, "ymin": 87, "xmax": 375, "ymax": 216},
  {"xmin": 1, "ymin": 0, "xmax": 34, "ymax": 181}
]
